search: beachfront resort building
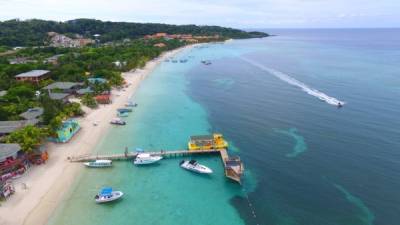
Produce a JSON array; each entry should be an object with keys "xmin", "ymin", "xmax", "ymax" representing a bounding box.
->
[
  {"xmin": 0, "ymin": 144, "xmax": 26, "ymax": 182},
  {"xmin": 19, "ymin": 107, "xmax": 44, "ymax": 120},
  {"xmin": 15, "ymin": 70, "xmax": 50, "ymax": 84},
  {"xmin": 49, "ymin": 119, "xmax": 80, "ymax": 143},
  {"xmin": 95, "ymin": 94, "xmax": 112, "ymax": 104},
  {"xmin": 48, "ymin": 93, "xmax": 71, "ymax": 103},
  {"xmin": 0, "ymin": 120, "xmax": 40, "ymax": 137},
  {"xmin": 43, "ymin": 82, "xmax": 83, "ymax": 94},
  {"xmin": 88, "ymin": 78, "xmax": 107, "ymax": 84}
]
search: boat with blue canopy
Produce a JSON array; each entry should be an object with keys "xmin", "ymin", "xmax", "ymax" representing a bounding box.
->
[{"xmin": 95, "ymin": 187, "xmax": 123, "ymax": 203}]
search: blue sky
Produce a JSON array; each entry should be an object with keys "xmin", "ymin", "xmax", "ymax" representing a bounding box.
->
[{"xmin": 0, "ymin": 0, "xmax": 399, "ymax": 28}]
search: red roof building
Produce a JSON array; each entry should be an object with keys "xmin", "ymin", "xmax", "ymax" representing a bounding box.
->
[{"xmin": 95, "ymin": 94, "xmax": 112, "ymax": 104}]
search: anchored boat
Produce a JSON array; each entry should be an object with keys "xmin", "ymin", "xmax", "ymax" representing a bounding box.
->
[
  {"xmin": 95, "ymin": 187, "xmax": 123, "ymax": 203},
  {"xmin": 201, "ymin": 60, "xmax": 212, "ymax": 65},
  {"xmin": 125, "ymin": 101, "xmax": 138, "ymax": 107},
  {"xmin": 188, "ymin": 133, "xmax": 228, "ymax": 151},
  {"xmin": 134, "ymin": 153, "xmax": 163, "ymax": 165},
  {"xmin": 180, "ymin": 160, "xmax": 213, "ymax": 174},
  {"xmin": 84, "ymin": 160, "xmax": 112, "ymax": 168},
  {"xmin": 110, "ymin": 118, "xmax": 126, "ymax": 125},
  {"xmin": 117, "ymin": 108, "xmax": 132, "ymax": 113},
  {"xmin": 118, "ymin": 111, "xmax": 129, "ymax": 117}
]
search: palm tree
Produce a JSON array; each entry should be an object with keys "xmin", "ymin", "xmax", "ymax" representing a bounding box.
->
[{"xmin": 5, "ymin": 125, "xmax": 48, "ymax": 153}]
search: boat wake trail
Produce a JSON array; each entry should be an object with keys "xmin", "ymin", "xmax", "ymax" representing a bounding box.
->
[{"xmin": 241, "ymin": 57, "xmax": 345, "ymax": 106}]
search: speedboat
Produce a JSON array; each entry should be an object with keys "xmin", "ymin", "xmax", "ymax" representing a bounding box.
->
[
  {"xmin": 201, "ymin": 60, "xmax": 212, "ymax": 65},
  {"xmin": 134, "ymin": 153, "xmax": 163, "ymax": 165},
  {"xmin": 180, "ymin": 160, "xmax": 213, "ymax": 174},
  {"xmin": 110, "ymin": 118, "xmax": 126, "ymax": 125},
  {"xmin": 84, "ymin": 160, "xmax": 112, "ymax": 168},
  {"xmin": 95, "ymin": 187, "xmax": 123, "ymax": 203}
]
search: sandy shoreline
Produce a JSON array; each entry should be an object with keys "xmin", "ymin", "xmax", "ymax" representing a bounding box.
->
[{"xmin": 0, "ymin": 45, "xmax": 192, "ymax": 225}]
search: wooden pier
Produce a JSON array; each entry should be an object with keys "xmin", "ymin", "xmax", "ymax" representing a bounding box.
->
[{"xmin": 68, "ymin": 149, "xmax": 244, "ymax": 184}]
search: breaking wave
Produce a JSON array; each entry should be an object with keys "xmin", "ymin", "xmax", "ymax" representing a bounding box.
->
[{"xmin": 241, "ymin": 57, "xmax": 345, "ymax": 106}]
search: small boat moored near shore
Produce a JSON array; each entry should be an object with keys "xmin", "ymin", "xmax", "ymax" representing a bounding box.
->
[
  {"xmin": 95, "ymin": 187, "xmax": 123, "ymax": 203},
  {"xmin": 84, "ymin": 160, "xmax": 112, "ymax": 168},
  {"xmin": 117, "ymin": 108, "xmax": 133, "ymax": 113},
  {"xmin": 134, "ymin": 153, "xmax": 163, "ymax": 165},
  {"xmin": 125, "ymin": 101, "xmax": 138, "ymax": 107},
  {"xmin": 180, "ymin": 160, "xmax": 213, "ymax": 174},
  {"xmin": 110, "ymin": 118, "xmax": 126, "ymax": 125},
  {"xmin": 118, "ymin": 111, "xmax": 129, "ymax": 117}
]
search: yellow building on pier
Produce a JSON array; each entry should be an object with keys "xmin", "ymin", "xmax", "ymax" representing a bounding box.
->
[{"xmin": 188, "ymin": 133, "xmax": 228, "ymax": 151}]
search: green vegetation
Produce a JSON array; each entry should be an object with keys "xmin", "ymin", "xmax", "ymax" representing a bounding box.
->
[
  {"xmin": 0, "ymin": 46, "xmax": 10, "ymax": 53},
  {"xmin": 81, "ymin": 94, "xmax": 97, "ymax": 109},
  {"xmin": 0, "ymin": 83, "xmax": 37, "ymax": 120},
  {"xmin": 5, "ymin": 125, "xmax": 48, "ymax": 152},
  {"xmin": 0, "ymin": 19, "xmax": 268, "ymax": 46},
  {"xmin": 39, "ymin": 94, "xmax": 83, "ymax": 132}
]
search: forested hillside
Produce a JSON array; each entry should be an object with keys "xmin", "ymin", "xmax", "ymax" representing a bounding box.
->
[{"xmin": 0, "ymin": 19, "xmax": 269, "ymax": 46}]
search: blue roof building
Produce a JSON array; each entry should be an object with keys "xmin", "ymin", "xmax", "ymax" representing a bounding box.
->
[
  {"xmin": 49, "ymin": 119, "xmax": 80, "ymax": 143},
  {"xmin": 88, "ymin": 78, "xmax": 107, "ymax": 84}
]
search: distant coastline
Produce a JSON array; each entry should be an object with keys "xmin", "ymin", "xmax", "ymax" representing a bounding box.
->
[{"xmin": 0, "ymin": 19, "xmax": 269, "ymax": 47}]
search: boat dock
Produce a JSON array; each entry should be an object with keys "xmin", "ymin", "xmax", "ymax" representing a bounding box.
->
[{"xmin": 68, "ymin": 149, "xmax": 244, "ymax": 184}]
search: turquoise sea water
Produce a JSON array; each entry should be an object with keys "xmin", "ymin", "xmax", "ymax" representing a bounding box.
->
[
  {"xmin": 47, "ymin": 47, "xmax": 245, "ymax": 225},
  {"xmin": 48, "ymin": 29, "xmax": 400, "ymax": 225}
]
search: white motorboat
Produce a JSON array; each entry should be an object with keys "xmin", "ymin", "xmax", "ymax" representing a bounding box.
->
[
  {"xmin": 84, "ymin": 160, "xmax": 112, "ymax": 168},
  {"xmin": 110, "ymin": 118, "xmax": 126, "ymax": 125},
  {"xmin": 134, "ymin": 153, "xmax": 163, "ymax": 165},
  {"xmin": 125, "ymin": 101, "xmax": 138, "ymax": 107},
  {"xmin": 95, "ymin": 187, "xmax": 123, "ymax": 203},
  {"xmin": 179, "ymin": 160, "xmax": 213, "ymax": 174}
]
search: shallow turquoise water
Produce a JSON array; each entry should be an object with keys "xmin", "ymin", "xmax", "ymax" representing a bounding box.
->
[{"xmin": 47, "ymin": 47, "xmax": 245, "ymax": 225}]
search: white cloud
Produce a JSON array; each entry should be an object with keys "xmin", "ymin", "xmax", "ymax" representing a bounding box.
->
[{"xmin": 0, "ymin": 0, "xmax": 399, "ymax": 28}]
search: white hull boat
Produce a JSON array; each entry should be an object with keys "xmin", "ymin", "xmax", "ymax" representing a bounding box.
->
[
  {"xmin": 110, "ymin": 118, "xmax": 126, "ymax": 125},
  {"xmin": 125, "ymin": 101, "xmax": 138, "ymax": 107},
  {"xmin": 134, "ymin": 153, "xmax": 163, "ymax": 165},
  {"xmin": 84, "ymin": 160, "xmax": 112, "ymax": 168},
  {"xmin": 180, "ymin": 160, "xmax": 213, "ymax": 174},
  {"xmin": 95, "ymin": 187, "xmax": 123, "ymax": 203}
]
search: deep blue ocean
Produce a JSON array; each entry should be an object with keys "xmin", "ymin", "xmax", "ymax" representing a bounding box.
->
[{"xmin": 48, "ymin": 29, "xmax": 400, "ymax": 225}]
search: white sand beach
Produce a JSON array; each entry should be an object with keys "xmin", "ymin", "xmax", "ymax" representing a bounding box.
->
[{"xmin": 0, "ymin": 46, "xmax": 191, "ymax": 225}]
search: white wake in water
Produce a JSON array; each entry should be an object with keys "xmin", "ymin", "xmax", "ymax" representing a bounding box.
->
[{"xmin": 241, "ymin": 57, "xmax": 345, "ymax": 106}]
